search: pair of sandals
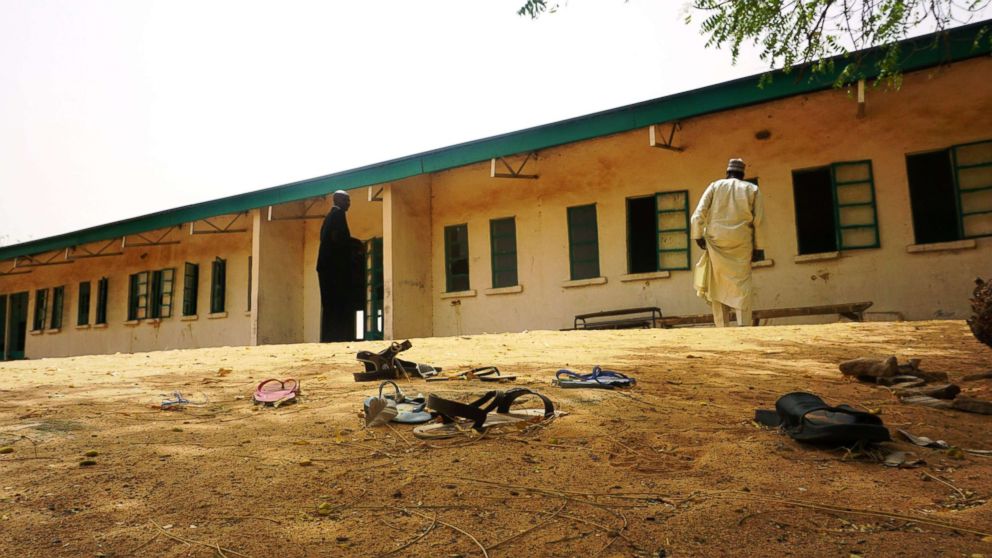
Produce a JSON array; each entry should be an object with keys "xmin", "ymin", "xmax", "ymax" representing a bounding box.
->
[
  {"xmin": 412, "ymin": 388, "xmax": 559, "ymax": 440},
  {"xmin": 363, "ymin": 381, "xmax": 432, "ymax": 426},
  {"xmin": 755, "ymin": 392, "xmax": 890, "ymax": 445},
  {"xmin": 252, "ymin": 379, "xmax": 300, "ymax": 406},
  {"xmin": 426, "ymin": 366, "xmax": 516, "ymax": 383},
  {"xmin": 354, "ymin": 340, "xmax": 441, "ymax": 382},
  {"xmin": 553, "ymin": 366, "xmax": 636, "ymax": 389}
]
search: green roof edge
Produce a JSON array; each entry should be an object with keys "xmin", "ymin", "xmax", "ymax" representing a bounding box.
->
[{"xmin": 2, "ymin": 21, "xmax": 988, "ymax": 262}]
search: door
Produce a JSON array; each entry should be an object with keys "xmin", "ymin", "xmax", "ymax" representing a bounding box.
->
[
  {"xmin": 364, "ymin": 237, "xmax": 384, "ymax": 340},
  {"xmin": 7, "ymin": 292, "xmax": 28, "ymax": 360}
]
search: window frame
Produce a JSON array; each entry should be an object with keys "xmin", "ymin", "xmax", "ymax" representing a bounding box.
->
[
  {"xmin": 489, "ymin": 217, "xmax": 518, "ymax": 288},
  {"xmin": 50, "ymin": 286, "xmax": 65, "ymax": 329},
  {"xmin": 128, "ymin": 271, "xmax": 150, "ymax": 321},
  {"xmin": 33, "ymin": 288, "xmax": 48, "ymax": 331},
  {"xmin": 210, "ymin": 258, "xmax": 227, "ymax": 314},
  {"xmin": 656, "ymin": 190, "xmax": 692, "ymax": 271},
  {"xmin": 950, "ymin": 139, "xmax": 992, "ymax": 239},
  {"xmin": 567, "ymin": 204, "xmax": 600, "ymax": 280},
  {"xmin": 183, "ymin": 263, "xmax": 199, "ymax": 316},
  {"xmin": 95, "ymin": 278, "xmax": 108, "ymax": 325},
  {"xmin": 77, "ymin": 281, "xmax": 91, "ymax": 326},
  {"xmin": 830, "ymin": 160, "xmax": 880, "ymax": 250},
  {"xmin": 444, "ymin": 224, "xmax": 470, "ymax": 293}
]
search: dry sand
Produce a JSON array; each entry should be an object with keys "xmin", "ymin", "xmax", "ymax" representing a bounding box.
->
[{"xmin": 1, "ymin": 320, "xmax": 991, "ymax": 557}]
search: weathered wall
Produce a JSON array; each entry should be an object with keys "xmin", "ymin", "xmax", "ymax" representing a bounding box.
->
[
  {"xmin": 0, "ymin": 218, "xmax": 254, "ymax": 358},
  {"xmin": 253, "ymin": 210, "xmax": 305, "ymax": 345},
  {"xmin": 383, "ymin": 177, "xmax": 434, "ymax": 340},
  {"xmin": 301, "ymin": 192, "xmax": 383, "ymax": 342},
  {"xmin": 428, "ymin": 57, "xmax": 992, "ymax": 335}
]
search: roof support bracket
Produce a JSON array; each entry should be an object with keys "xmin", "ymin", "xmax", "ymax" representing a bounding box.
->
[
  {"xmin": 368, "ymin": 187, "xmax": 384, "ymax": 202},
  {"xmin": 122, "ymin": 226, "xmax": 182, "ymax": 248},
  {"xmin": 649, "ymin": 122, "xmax": 684, "ymax": 152},
  {"xmin": 0, "ymin": 261, "xmax": 31, "ymax": 276},
  {"xmin": 68, "ymin": 239, "xmax": 124, "ymax": 260},
  {"xmin": 267, "ymin": 197, "xmax": 327, "ymax": 221},
  {"xmin": 491, "ymin": 152, "xmax": 539, "ymax": 180},
  {"xmin": 190, "ymin": 212, "xmax": 250, "ymax": 234},
  {"xmin": 15, "ymin": 249, "xmax": 75, "ymax": 268}
]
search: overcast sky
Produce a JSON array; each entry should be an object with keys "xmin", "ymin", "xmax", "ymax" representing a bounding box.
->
[{"xmin": 0, "ymin": 1, "xmax": 984, "ymax": 247}]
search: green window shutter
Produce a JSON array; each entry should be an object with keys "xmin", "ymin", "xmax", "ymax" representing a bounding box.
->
[
  {"xmin": 831, "ymin": 160, "xmax": 880, "ymax": 250},
  {"xmin": 149, "ymin": 271, "xmax": 163, "ymax": 319},
  {"xmin": 490, "ymin": 217, "xmax": 518, "ymax": 288},
  {"xmin": 567, "ymin": 204, "xmax": 600, "ymax": 280},
  {"xmin": 128, "ymin": 272, "xmax": 149, "ymax": 320},
  {"xmin": 364, "ymin": 238, "xmax": 384, "ymax": 340},
  {"xmin": 33, "ymin": 289, "xmax": 48, "ymax": 331},
  {"xmin": 183, "ymin": 263, "xmax": 199, "ymax": 316},
  {"xmin": 444, "ymin": 224, "xmax": 470, "ymax": 292},
  {"xmin": 95, "ymin": 278, "xmax": 108, "ymax": 325},
  {"xmin": 77, "ymin": 281, "xmax": 91, "ymax": 326},
  {"xmin": 951, "ymin": 139, "xmax": 992, "ymax": 238},
  {"xmin": 152, "ymin": 268, "xmax": 175, "ymax": 318},
  {"xmin": 656, "ymin": 190, "xmax": 691, "ymax": 271},
  {"xmin": 211, "ymin": 258, "xmax": 226, "ymax": 314},
  {"xmin": 246, "ymin": 256, "xmax": 253, "ymax": 311},
  {"xmin": 50, "ymin": 286, "xmax": 64, "ymax": 329}
]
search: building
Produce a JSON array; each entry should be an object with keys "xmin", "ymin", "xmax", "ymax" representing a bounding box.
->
[{"xmin": 1, "ymin": 24, "xmax": 990, "ymax": 360}]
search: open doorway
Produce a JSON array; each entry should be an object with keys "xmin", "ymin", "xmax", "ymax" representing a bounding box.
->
[{"xmin": 2, "ymin": 292, "xmax": 28, "ymax": 360}]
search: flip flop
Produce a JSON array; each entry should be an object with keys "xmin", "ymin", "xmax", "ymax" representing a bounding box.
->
[
  {"xmin": 412, "ymin": 388, "xmax": 558, "ymax": 440},
  {"xmin": 426, "ymin": 366, "xmax": 516, "ymax": 383},
  {"xmin": 552, "ymin": 366, "xmax": 636, "ymax": 389},
  {"xmin": 252, "ymin": 379, "xmax": 300, "ymax": 406},
  {"xmin": 754, "ymin": 392, "xmax": 890, "ymax": 445},
  {"xmin": 363, "ymin": 381, "xmax": 400, "ymax": 426}
]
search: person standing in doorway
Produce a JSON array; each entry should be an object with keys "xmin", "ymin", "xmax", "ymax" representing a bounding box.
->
[
  {"xmin": 317, "ymin": 190, "xmax": 355, "ymax": 342},
  {"xmin": 691, "ymin": 158, "xmax": 766, "ymax": 327}
]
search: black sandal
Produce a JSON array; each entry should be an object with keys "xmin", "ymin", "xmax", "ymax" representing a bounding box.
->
[{"xmin": 412, "ymin": 388, "xmax": 556, "ymax": 439}]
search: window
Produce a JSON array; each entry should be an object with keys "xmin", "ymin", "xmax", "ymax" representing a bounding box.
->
[
  {"xmin": 128, "ymin": 271, "xmax": 149, "ymax": 321},
  {"xmin": 490, "ymin": 218, "xmax": 518, "ymax": 288},
  {"xmin": 33, "ymin": 289, "xmax": 48, "ymax": 331},
  {"xmin": 77, "ymin": 281, "xmax": 91, "ymax": 326},
  {"xmin": 444, "ymin": 224, "xmax": 470, "ymax": 292},
  {"xmin": 908, "ymin": 139, "xmax": 992, "ymax": 243},
  {"xmin": 210, "ymin": 258, "xmax": 227, "ymax": 313},
  {"xmin": 792, "ymin": 161, "xmax": 879, "ymax": 255},
  {"xmin": 50, "ymin": 286, "xmax": 64, "ymax": 329},
  {"xmin": 627, "ymin": 191, "xmax": 691, "ymax": 273},
  {"xmin": 183, "ymin": 263, "xmax": 199, "ymax": 316},
  {"xmin": 96, "ymin": 278, "xmax": 108, "ymax": 325},
  {"xmin": 567, "ymin": 204, "xmax": 600, "ymax": 280},
  {"xmin": 148, "ymin": 268, "xmax": 175, "ymax": 319}
]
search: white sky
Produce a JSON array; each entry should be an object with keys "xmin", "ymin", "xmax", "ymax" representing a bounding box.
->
[{"xmin": 0, "ymin": 1, "xmax": 983, "ymax": 246}]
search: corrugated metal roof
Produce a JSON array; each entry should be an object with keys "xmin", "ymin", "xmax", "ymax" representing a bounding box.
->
[{"xmin": 1, "ymin": 22, "xmax": 988, "ymax": 262}]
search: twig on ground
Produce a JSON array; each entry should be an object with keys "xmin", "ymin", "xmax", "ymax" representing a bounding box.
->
[
  {"xmin": 149, "ymin": 520, "xmax": 251, "ymax": 558},
  {"xmin": 214, "ymin": 515, "xmax": 282, "ymax": 524},
  {"xmin": 921, "ymin": 471, "xmax": 969, "ymax": 500},
  {"xmin": 128, "ymin": 532, "xmax": 161, "ymax": 555},
  {"xmin": 384, "ymin": 422, "xmax": 416, "ymax": 448},
  {"xmin": 484, "ymin": 500, "xmax": 567, "ymax": 551},
  {"xmin": 393, "ymin": 507, "xmax": 489, "ymax": 558},
  {"xmin": 376, "ymin": 512, "xmax": 437, "ymax": 557}
]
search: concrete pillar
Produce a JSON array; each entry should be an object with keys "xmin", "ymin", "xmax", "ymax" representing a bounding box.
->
[
  {"xmin": 383, "ymin": 177, "xmax": 434, "ymax": 339},
  {"xmin": 251, "ymin": 208, "xmax": 306, "ymax": 345}
]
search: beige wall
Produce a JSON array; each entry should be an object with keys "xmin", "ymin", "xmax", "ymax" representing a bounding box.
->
[
  {"xmin": 253, "ymin": 209, "xmax": 305, "ymax": 345},
  {"xmin": 383, "ymin": 177, "xmax": 434, "ymax": 339},
  {"xmin": 300, "ymin": 192, "xmax": 384, "ymax": 342},
  {"xmin": 0, "ymin": 219, "xmax": 254, "ymax": 358},
  {"xmin": 428, "ymin": 57, "xmax": 992, "ymax": 334}
]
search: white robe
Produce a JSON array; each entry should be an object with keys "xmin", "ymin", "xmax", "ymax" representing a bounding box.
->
[{"xmin": 691, "ymin": 178, "xmax": 766, "ymax": 309}]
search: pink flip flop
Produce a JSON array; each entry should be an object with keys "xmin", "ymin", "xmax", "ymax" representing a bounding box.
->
[{"xmin": 252, "ymin": 379, "xmax": 300, "ymax": 406}]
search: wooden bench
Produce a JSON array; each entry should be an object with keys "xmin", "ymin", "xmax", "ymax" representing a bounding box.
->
[
  {"xmin": 572, "ymin": 307, "xmax": 664, "ymax": 330},
  {"xmin": 657, "ymin": 301, "xmax": 874, "ymax": 328}
]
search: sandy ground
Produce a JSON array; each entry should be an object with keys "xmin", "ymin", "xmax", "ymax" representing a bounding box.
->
[{"xmin": 1, "ymin": 320, "xmax": 991, "ymax": 558}]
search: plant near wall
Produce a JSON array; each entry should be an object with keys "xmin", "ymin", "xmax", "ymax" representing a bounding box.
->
[{"xmin": 517, "ymin": 0, "xmax": 991, "ymax": 87}]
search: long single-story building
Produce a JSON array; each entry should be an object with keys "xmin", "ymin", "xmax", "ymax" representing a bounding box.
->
[{"xmin": 1, "ymin": 24, "xmax": 990, "ymax": 359}]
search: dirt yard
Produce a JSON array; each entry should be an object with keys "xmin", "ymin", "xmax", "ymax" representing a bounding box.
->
[{"xmin": 1, "ymin": 320, "xmax": 991, "ymax": 557}]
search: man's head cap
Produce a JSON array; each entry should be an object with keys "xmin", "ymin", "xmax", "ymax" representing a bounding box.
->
[
  {"xmin": 333, "ymin": 189, "xmax": 349, "ymax": 197},
  {"xmin": 727, "ymin": 158, "xmax": 746, "ymax": 173}
]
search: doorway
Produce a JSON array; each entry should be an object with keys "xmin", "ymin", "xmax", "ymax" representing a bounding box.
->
[{"xmin": 3, "ymin": 292, "xmax": 28, "ymax": 360}]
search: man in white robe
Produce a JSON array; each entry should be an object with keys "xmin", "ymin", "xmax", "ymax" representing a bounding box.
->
[{"xmin": 691, "ymin": 158, "xmax": 766, "ymax": 327}]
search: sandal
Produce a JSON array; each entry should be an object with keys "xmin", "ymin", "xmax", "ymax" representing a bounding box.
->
[
  {"xmin": 412, "ymin": 388, "xmax": 557, "ymax": 439},
  {"xmin": 354, "ymin": 340, "xmax": 442, "ymax": 381},
  {"xmin": 553, "ymin": 366, "xmax": 636, "ymax": 389},
  {"xmin": 252, "ymin": 379, "xmax": 300, "ymax": 406},
  {"xmin": 754, "ymin": 392, "xmax": 890, "ymax": 445},
  {"xmin": 426, "ymin": 366, "xmax": 516, "ymax": 383},
  {"xmin": 363, "ymin": 381, "xmax": 432, "ymax": 426}
]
